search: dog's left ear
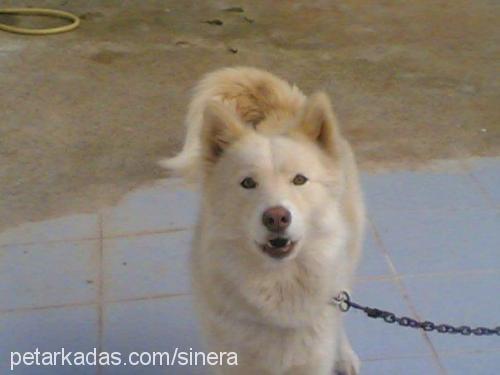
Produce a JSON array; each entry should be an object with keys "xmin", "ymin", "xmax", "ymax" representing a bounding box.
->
[
  {"xmin": 202, "ymin": 101, "xmax": 247, "ymax": 164},
  {"xmin": 294, "ymin": 92, "xmax": 341, "ymax": 156}
]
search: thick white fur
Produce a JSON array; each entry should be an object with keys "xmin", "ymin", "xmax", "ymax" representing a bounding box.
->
[{"xmin": 161, "ymin": 67, "xmax": 365, "ymax": 374}]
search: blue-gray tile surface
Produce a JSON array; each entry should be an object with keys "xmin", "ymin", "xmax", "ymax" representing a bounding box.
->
[
  {"xmin": 441, "ymin": 351, "xmax": 499, "ymax": 375},
  {"xmin": 362, "ymin": 357, "xmax": 440, "ymax": 375},
  {"xmin": 0, "ymin": 306, "xmax": 99, "ymax": 375},
  {"xmin": 403, "ymin": 272, "xmax": 500, "ymax": 353},
  {"xmin": 1, "ymin": 157, "xmax": 499, "ymax": 374},
  {"xmin": 345, "ymin": 280, "xmax": 432, "ymax": 360},
  {"xmin": 371, "ymin": 209, "xmax": 500, "ymax": 274},
  {"xmin": 468, "ymin": 158, "xmax": 500, "ymax": 206},
  {"xmin": 103, "ymin": 231, "xmax": 193, "ymax": 301},
  {"xmin": 0, "ymin": 241, "xmax": 99, "ymax": 310},
  {"xmin": 101, "ymin": 296, "xmax": 204, "ymax": 374}
]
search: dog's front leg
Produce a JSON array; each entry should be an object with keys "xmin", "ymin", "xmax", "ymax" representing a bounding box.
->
[
  {"xmin": 285, "ymin": 359, "xmax": 334, "ymax": 375},
  {"xmin": 333, "ymin": 325, "xmax": 360, "ymax": 375},
  {"xmin": 213, "ymin": 363, "xmax": 272, "ymax": 375}
]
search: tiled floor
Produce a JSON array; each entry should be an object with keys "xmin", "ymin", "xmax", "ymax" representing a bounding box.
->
[{"xmin": 1, "ymin": 158, "xmax": 499, "ymax": 374}]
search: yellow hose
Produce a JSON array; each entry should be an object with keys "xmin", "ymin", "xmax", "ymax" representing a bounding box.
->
[{"xmin": 0, "ymin": 8, "xmax": 80, "ymax": 35}]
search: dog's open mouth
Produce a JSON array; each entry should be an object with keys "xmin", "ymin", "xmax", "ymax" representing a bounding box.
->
[{"xmin": 260, "ymin": 237, "xmax": 296, "ymax": 259}]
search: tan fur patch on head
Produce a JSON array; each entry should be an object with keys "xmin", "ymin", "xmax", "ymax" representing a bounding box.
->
[{"xmin": 219, "ymin": 79, "xmax": 303, "ymax": 131}]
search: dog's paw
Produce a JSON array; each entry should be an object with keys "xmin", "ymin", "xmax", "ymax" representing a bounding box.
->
[
  {"xmin": 334, "ymin": 350, "xmax": 360, "ymax": 375},
  {"xmin": 334, "ymin": 361, "xmax": 359, "ymax": 375}
]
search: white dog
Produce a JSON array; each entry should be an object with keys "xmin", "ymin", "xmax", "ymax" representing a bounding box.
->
[{"xmin": 160, "ymin": 67, "xmax": 365, "ymax": 375}]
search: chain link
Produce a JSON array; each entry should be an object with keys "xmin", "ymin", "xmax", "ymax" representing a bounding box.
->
[{"xmin": 331, "ymin": 291, "xmax": 500, "ymax": 337}]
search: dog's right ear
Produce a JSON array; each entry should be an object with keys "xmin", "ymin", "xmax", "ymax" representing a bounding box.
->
[
  {"xmin": 202, "ymin": 101, "xmax": 247, "ymax": 163},
  {"xmin": 293, "ymin": 92, "xmax": 342, "ymax": 157}
]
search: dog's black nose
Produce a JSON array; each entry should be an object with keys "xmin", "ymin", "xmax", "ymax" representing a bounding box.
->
[{"xmin": 262, "ymin": 206, "xmax": 291, "ymax": 233}]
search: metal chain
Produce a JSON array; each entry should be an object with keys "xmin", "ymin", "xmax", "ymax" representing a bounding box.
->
[{"xmin": 331, "ymin": 291, "xmax": 500, "ymax": 337}]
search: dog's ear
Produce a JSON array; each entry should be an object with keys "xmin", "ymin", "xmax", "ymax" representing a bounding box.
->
[
  {"xmin": 294, "ymin": 92, "xmax": 341, "ymax": 156},
  {"xmin": 202, "ymin": 101, "xmax": 247, "ymax": 163}
]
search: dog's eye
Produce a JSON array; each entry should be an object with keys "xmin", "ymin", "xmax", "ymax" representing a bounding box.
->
[
  {"xmin": 292, "ymin": 174, "xmax": 308, "ymax": 186},
  {"xmin": 240, "ymin": 177, "xmax": 257, "ymax": 189}
]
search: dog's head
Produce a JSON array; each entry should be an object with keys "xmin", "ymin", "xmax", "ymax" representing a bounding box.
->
[{"xmin": 201, "ymin": 93, "xmax": 346, "ymax": 262}]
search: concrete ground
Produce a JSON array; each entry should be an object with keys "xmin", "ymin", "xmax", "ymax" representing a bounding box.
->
[
  {"xmin": 0, "ymin": 1, "xmax": 499, "ymax": 374},
  {"xmin": 0, "ymin": 0, "xmax": 499, "ymax": 232}
]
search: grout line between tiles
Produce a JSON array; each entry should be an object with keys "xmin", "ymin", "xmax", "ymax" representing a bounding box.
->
[
  {"xmin": 459, "ymin": 159, "xmax": 498, "ymax": 208},
  {"xmin": 0, "ymin": 301, "xmax": 98, "ymax": 315},
  {"xmin": 401, "ymin": 268, "xmax": 500, "ymax": 279},
  {"xmin": 368, "ymin": 218, "xmax": 448, "ymax": 375},
  {"xmin": 0, "ymin": 227, "xmax": 192, "ymax": 249},
  {"xmin": 0, "ymin": 236, "xmax": 100, "ymax": 249},
  {"xmin": 435, "ymin": 347, "xmax": 500, "ymax": 357},
  {"xmin": 360, "ymin": 347, "xmax": 500, "ymax": 365},
  {"xmin": 361, "ymin": 352, "xmax": 435, "ymax": 362},
  {"xmin": 363, "ymin": 206, "xmax": 490, "ymax": 214},
  {"xmin": 355, "ymin": 268, "xmax": 500, "ymax": 284},
  {"xmin": 103, "ymin": 227, "xmax": 191, "ymax": 240},
  {"xmin": 104, "ymin": 292, "xmax": 191, "ymax": 304},
  {"xmin": 366, "ymin": 216, "xmax": 399, "ymax": 277},
  {"xmin": 0, "ymin": 292, "xmax": 193, "ymax": 315},
  {"xmin": 397, "ymin": 281, "xmax": 448, "ymax": 375},
  {"xmin": 97, "ymin": 214, "xmax": 104, "ymax": 375}
]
